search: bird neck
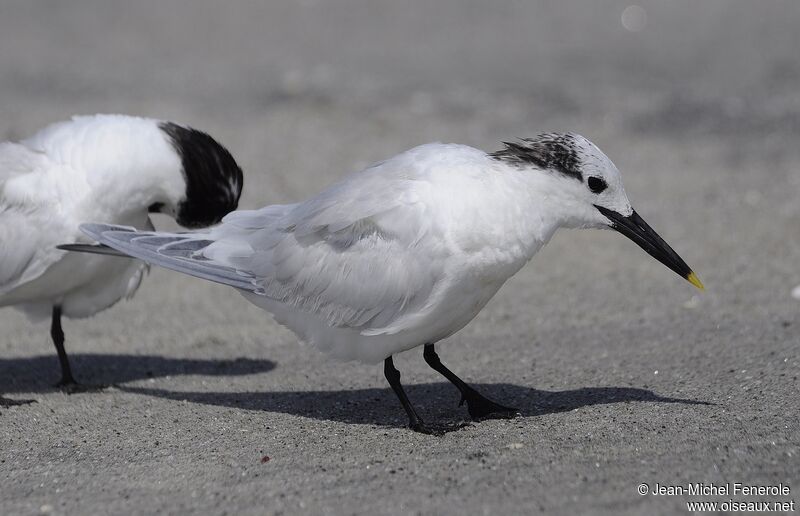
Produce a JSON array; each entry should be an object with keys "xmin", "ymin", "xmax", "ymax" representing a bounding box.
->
[
  {"xmin": 497, "ymin": 168, "xmax": 582, "ymax": 253},
  {"xmin": 91, "ymin": 150, "xmax": 185, "ymax": 220},
  {"xmin": 446, "ymin": 166, "xmax": 581, "ymax": 273},
  {"xmin": 30, "ymin": 116, "xmax": 187, "ymax": 220}
]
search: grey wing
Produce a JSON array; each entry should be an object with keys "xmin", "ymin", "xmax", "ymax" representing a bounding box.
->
[
  {"xmin": 225, "ymin": 184, "xmax": 444, "ymax": 333},
  {"xmin": 79, "ymin": 223, "xmax": 259, "ymax": 291}
]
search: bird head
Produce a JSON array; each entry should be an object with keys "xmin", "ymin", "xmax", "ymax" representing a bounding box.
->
[
  {"xmin": 492, "ymin": 133, "xmax": 703, "ymax": 290},
  {"xmin": 154, "ymin": 122, "xmax": 244, "ymax": 229}
]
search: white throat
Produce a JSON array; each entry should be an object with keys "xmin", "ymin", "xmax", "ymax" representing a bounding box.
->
[{"xmin": 440, "ymin": 159, "xmax": 587, "ymax": 277}]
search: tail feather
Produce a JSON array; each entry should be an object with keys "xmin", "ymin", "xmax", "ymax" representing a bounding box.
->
[
  {"xmin": 78, "ymin": 223, "xmax": 258, "ymax": 291},
  {"xmin": 56, "ymin": 243, "xmax": 128, "ymax": 257}
]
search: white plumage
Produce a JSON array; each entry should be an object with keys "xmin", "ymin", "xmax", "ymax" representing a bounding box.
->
[
  {"xmin": 77, "ymin": 133, "xmax": 701, "ymax": 433},
  {"xmin": 1, "ymin": 114, "xmax": 243, "ymax": 389},
  {"xmin": 1, "ymin": 116, "xmax": 174, "ymax": 319}
]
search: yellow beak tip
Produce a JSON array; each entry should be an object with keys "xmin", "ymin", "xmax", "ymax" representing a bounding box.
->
[{"xmin": 686, "ymin": 272, "xmax": 705, "ymax": 291}]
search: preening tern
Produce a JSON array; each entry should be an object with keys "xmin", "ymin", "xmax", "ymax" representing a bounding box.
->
[
  {"xmin": 0, "ymin": 114, "xmax": 243, "ymax": 396},
  {"xmin": 67, "ymin": 133, "xmax": 702, "ymax": 433}
]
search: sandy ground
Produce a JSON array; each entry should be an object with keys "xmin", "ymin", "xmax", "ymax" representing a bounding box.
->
[{"xmin": 1, "ymin": 2, "xmax": 799, "ymax": 514}]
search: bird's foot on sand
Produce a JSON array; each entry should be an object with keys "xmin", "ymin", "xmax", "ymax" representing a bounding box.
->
[{"xmin": 460, "ymin": 390, "xmax": 519, "ymax": 420}]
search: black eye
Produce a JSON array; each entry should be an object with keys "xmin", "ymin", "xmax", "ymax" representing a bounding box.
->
[{"xmin": 587, "ymin": 177, "xmax": 607, "ymax": 194}]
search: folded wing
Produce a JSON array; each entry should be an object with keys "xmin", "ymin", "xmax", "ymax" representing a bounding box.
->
[{"xmin": 81, "ymin": 164, "xmax": 447, "ymax": 333}]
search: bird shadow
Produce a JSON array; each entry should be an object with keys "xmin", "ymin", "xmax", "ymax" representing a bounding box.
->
[
  {"xmin": 118, "ymin": 382, "xmax": 712, "ymax": 431},
  {"xmin": 0, "ymin": 354, "xmax": 277, "ymax": 394}
]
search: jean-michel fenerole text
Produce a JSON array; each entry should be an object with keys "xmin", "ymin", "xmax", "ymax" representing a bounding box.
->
[{"xmin": 650, "ymin": 482, "xmax": 790, "ymax": 497}]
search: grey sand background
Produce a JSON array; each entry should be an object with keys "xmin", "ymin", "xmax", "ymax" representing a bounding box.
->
[{"xmin": 1, "ymin": 1, "xmax": 798, "ymax": 514}]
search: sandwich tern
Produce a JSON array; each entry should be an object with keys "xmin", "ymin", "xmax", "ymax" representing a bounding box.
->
[
  {"xmin": 1, "ymin": 114, "xmax": 243, "ymax": 396},
  {"xmin": 67, "ymin": 133, "xmax": 702, "ymax": 433}
]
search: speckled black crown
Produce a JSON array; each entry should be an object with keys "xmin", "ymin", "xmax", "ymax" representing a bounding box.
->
[
  {"xmin": 490, "ymin": 133, "xmax": 583, "ymax": 181},
  {"xmin": 160, "ymin": 122, "xmax": 244, "ymax": 228}
]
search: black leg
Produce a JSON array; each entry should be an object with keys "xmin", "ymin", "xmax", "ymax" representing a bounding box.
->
[
  {"xmin": 423, "ymin": 343, "xmax": 518, "ymax": 420},
  {"xmin": 51, "ymin": 305, "xmax": 77, "ymax": 387},
  {"xmin": 50, "ymin": 306, "xmax": 105, "ymax": 393},
  {"xmin": 384, "ymin": 356, "xmax": 439, "ymax": 435}
]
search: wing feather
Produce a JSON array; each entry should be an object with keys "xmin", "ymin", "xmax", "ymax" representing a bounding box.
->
[
  {"xmin": 224, "ymin": 166, "xmax": 444, "ymax": 332},
  {"xmin": 79, "ymin": 224, "xmax": 258, "ymax": 291}
]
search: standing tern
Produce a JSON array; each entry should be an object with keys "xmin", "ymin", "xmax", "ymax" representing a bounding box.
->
[
  {"xmin": 0, "ymin": 114, "xmax": 243, "ymax": 396},
  {"xmin": 66, "ymin": 133, "xmax": 703, "ymax": 433}
]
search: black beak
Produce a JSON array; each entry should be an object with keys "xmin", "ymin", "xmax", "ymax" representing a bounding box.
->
[{"xmin": 594, "ymin": 205, "xmax": 704, "ymax": 290}]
